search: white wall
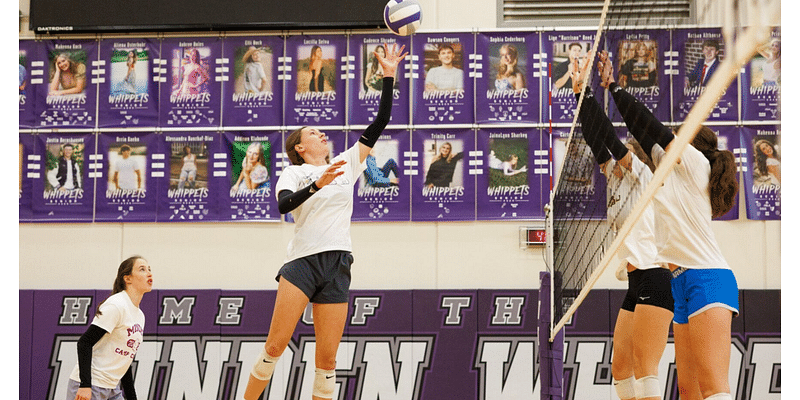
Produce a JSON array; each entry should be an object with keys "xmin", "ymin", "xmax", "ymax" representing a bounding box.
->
[{"xmin": 17, "ymin": 0, "xmax": 781, "ymax": 291}]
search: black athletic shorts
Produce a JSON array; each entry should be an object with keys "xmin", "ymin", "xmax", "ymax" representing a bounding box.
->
[
  {"xmin": 620, "ymin": 267, "xmax": 674, "ymax": 312},
  {"xmin": 276, "ymin": 251, "xmax": 353, "ymax": 303}
]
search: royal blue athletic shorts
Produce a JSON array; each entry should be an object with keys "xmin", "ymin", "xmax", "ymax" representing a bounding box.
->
[{"xmin": 671, "ymin": 267, "xmax": 739, "ymax": 324}]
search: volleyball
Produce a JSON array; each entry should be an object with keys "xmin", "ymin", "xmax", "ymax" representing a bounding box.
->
[{"xmin": 383, "ymin": 0, "xmax": 422, "ymax": 36}]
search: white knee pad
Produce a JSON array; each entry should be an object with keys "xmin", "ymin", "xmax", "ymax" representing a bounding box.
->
[
  {"xmin": 634, "ymin": 375, "xmax": 661, "ymax": 399},
  {"xmin": 313, "ymin": 368, "xmax": 336, "ymax": 399},
  {"xmin": 704, "ymin": 394, "xmax": 732, "ymax": 400},
  {"xmin": 612, "ymin": 376, "xmax": 636, "ymax": 399},
  {"xmin": 251, "ymin": 348, "xmax": 280, "ymax": 381}
]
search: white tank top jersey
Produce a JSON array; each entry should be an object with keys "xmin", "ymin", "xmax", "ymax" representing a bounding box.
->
[
  {"xmin": 69, "ymin": 291, "xmax": 145, "ymax": 388},
  {"xmin": 275, "ymin": 144, "xmax": 366, "ymax": 263},
  {"xmin": 603, "ymin": 156, "xmax": 660, "ymax": 280},
  {"xmin": 651, "ymin": 145, "xmax": 730, "ymax": 270}
]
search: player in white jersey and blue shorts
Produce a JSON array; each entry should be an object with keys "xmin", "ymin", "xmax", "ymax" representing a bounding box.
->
[{"xmin": 599, "ymin": 50, "xmax": 739, "ymax": 400}]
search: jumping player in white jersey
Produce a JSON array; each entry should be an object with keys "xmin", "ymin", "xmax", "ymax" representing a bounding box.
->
[
  {"xmin": 598, "ymin": 50, "xmax": 739, "ymax": 400},
  {"xmin": 243, "ymin": 43, "xmax": 407, "ymax": 400},
  {"xmin": 572, "ymin": 55, "xmax": 673, "ymax": 400}
]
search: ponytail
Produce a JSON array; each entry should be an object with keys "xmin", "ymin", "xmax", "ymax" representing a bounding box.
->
[
  {"xmin": 691, "ymin": 126, "xmax": 738, "ymax": 218},
  {"xmin": 96, "ymin": 255, "xmax": 143, "ymax": 316}
]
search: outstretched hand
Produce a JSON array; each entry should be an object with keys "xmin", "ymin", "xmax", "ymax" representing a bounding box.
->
[
  {"xmin": 571, "ymin": 50, "xmax": 594, "ymax": 94},
  {"xmin": 375, "ymin": 43, "xmax": 408, "ymax": 79},
  {"xmin": 597, "ymin": 50, "xmax": 616, "ymax": 88},
  {"xmin": 316, "ymin": 160, "xmax": 347, "ymax": 188}
]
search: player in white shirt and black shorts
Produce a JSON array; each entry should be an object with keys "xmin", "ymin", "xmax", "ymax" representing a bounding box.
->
[
  {"xmin": 599, "ymin": 50, "xmax": 739, "ymax": 400},
  {"xmin": 572, "ymin": 56, "xmax": 673, "ymax": 400},
  {"xmin": 243, "ymin": 43, "xmax": 407, "ymax": 400},
  {"xmin": 66, "ymin": 256, "xmax": 153, "ymax": 400}
]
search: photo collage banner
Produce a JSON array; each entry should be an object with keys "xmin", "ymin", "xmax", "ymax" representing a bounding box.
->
[{"xmin": 19, "ymin": 27, "xmax": 781, "ymax": 222}]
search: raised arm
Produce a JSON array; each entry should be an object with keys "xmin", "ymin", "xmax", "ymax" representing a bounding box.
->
[{"xmin": 357, "ymin": 43, "xmax": 407, "ymax": 163}]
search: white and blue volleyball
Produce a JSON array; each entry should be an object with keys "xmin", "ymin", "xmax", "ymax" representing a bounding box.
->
[{"xmin": 384, "ymin": 0, "xmax": 422, "ymax": 36}]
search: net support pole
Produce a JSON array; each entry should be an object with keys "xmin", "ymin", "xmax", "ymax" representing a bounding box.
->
[{"xmin": 539, "ymin": 271, "xmax": 564, "ymax": 400}]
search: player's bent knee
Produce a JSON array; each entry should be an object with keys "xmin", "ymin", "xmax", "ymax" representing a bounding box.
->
[
  {"xmin": 703, "ymin": 394, "xmax": 732, "ymax": 400},
  {"xmin": 313, "ymin": 368, "xmax": 336, "ymax": 399},
  {"xmin": 251, "ymin": 348, "xmax": 280, "ymax": 381},
  {"xmin": 613, "ymin": 376, "xmax": 636, "ymax": 400},
  {"xmin": 634, "ymin": 375, "xmax": 661, "ymax": 399}
]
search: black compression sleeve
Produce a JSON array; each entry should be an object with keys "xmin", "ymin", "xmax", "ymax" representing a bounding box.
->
[
  {"xmin": 77, "ymin": 324, "xmax": 108, "ymax": 388},
  {"xmin": 608, "ymin": 83, "xmax": 673, "ymax": 155},
  {"xmin": 277, "ymin": 184, "xmax": 318, "ymax": 214},
  {"xmin": 120, "ymin": 366, "xmax": 137, "ymax": 400},
  {"xmin": 575, "ymin": 89, "xmax": 612, "ymax": 165},
  {"xmin": 359, "ymin": 77, "xmax": 395, "ymax": 148}
]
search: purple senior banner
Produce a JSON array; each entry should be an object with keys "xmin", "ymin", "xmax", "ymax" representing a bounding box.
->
[
  {"xmin": 711, "ymin": 126, "xmax": 741, "ymax": 221},
  {"xmin": 19, "ymin": 40, "xmax": 41, "ymax": 128},
  {"xmin": 740, "ymin": 125, "xmax": 781, "ymax": 220},
  {"xmin": 350, "ymin": 129, "xmax": 411, "ymax": 221},
  {"xmin": 475, "ymin": 31, "xmax": 540, "ymax": 124},
  {"xmin": 19, "ymin": 133, "xmax": 34, "ymax": 222},
  {"xmin": 94, "ymin": 132, "xmax": 158, "ymax": 222},
  {"xmin": 411, "ymin": 129, "xmax": 475, "ymax": 221},
  {"xmin": 222, "ymin": 131, "xmax": 281, "ymax": 221},
  {"xmin": 551, "ymin": 127, "xmax": 607, "ymax": 220},
  {"xmin": 742, "ymin": 27, "xmax": 781, "ymax": 122},
  {"xmin": 156, "ymin": 131, "xmax": 223, "ymax": 222},
  {"xmin": 222, "ymin": 36, "xmax": 284, "ymax": 127},
  {"xmin": 605, "ymin": 28, "xmax": 671, "ymax": 123},
  {"xmin": 412, "ymin": 32, "xmax": 475, "ymax": 125},
  {"xmin": 38, "ymin": 39, "xmax": 98, "ymax": 129},
  {"xmin": 97, "ymin": 39, "xmax": 161, "ymax": 128},
  {"xmin": 348, "ymin": 34, "xmax": 411, "ymax": 126},
  {"xmin": 476, "ymin": 128, "xmax": 547, "ymax": 220},
  {"xmin": 542, "ymin": 30, "xmax": 598, "ymax": 125},
  {"xmin": 673, "ymin": 28, "xmax": 738, "ymax": 122},
  {"xmin": 283, "ymin": 35, "xmax": 347, "ymax": 126},
  {"xmin": 30, "ymin": 133, "xmax": 96, "ymax": 222},
  {"xmin": 159, "ymin": 37, "xmax": 222, "ymax": 128}
]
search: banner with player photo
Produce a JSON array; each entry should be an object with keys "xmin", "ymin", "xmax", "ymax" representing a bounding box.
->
[
  {"xmin": 222, "ymin": 131, "xmax": 281, "ymax": 221},
  {"xmin": 475, "ymin": 32, "xmax": 540, "ymax": 124},
  {"xmin": 97, "ymin": 39, "xmax": 161, "ymax": 128},
  {"xmin": 30, "ymin": 133, "xmax": 96, "ymax": 222},
  {"xmin": 347, "ymin": 34, "xmax": 411, "ymax": 126},
  {"xmin": 476, "ymin": 128, "xmax": 547, "ymax": 220},
  {"xmin": 94, "ymin": 132, "xmax": 158, "ymax": 222},
  {"xmin": 551, "ymin": 127, "xmax": 607, "ymax": 220},
  {"xmin": 411, "ymin": 129, "xmax": 475, "ymax": 221},
  {"xmin": 673, "ymin": 28, "xmax": 738, "ymax": 122},
  {"xmin": 741, "ymin": 27, "xmax": 781, "ymax": 122},
  {"xmin": 222, "ymin": 36, "xmax": 284, "ymax": 127},
  {"xmin": 159, "ymin": 37, "xmax": 222, "ymax": 128},
  {"xmin": 350, "ymin": 129, "xmax": 411, "ymax": 222},
  {"xmin": 605, "ymin": 28, "xmax": 671, "ymax": 124},
  {"xmin": 19, "ymin": 40, "xmax": 42, "ymax": 128},
  {"xmin": 283, "ymin": 35, "xmax": 347, "ymax": 127},
  {"xmin": 711, "ymin": 126, "xmax": 741, "ymax": 221},
  {"xmin": 38, "ymin": 39, "xmax": 99, "ymax": 129},
  {"xmin": 156, "ymin": 131, "xmax": 223, "ymax": 222},
  {"xmin": 542, "ymin": 30, "xmax": 598, "ymax": 125},
  {"xmin": 740, "ymin": 125, "xmax": 781, "ymax": 220},
  {"xmin": 412, "ymin": 32, "xmax": 475, "ymax": 125},
  {"xmin": 19, "ymin": 133, "xmax": 35, "ymax": 222}
]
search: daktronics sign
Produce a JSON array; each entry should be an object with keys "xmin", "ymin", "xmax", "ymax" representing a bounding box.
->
[{"xmin": 21, "ymin": 289, "xmax": 780, "ymax": 399}]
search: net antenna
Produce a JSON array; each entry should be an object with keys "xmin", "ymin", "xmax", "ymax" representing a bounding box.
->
[{"xmin": 546, "ymin": 0, "xmax": 780, "ymax": 342}]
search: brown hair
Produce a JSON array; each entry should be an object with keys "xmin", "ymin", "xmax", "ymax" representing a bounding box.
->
[
  {"xmin": 753, "ymin": 139, "xmax": 779, "ymax": 178},
  {"xmin": 690, "ymin": 126, "xmax": 738, "ymax": 218},
  {"xmin": 285, "ymin": 127, "xmax": 330, "ymax": 165},
  {"xmin": 626, "ymin": 137, "xmax": 655, "ymax": 173},
  {"xmin": 96, "ymin": 255, "xmax": 144, "ymax": 316}
]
